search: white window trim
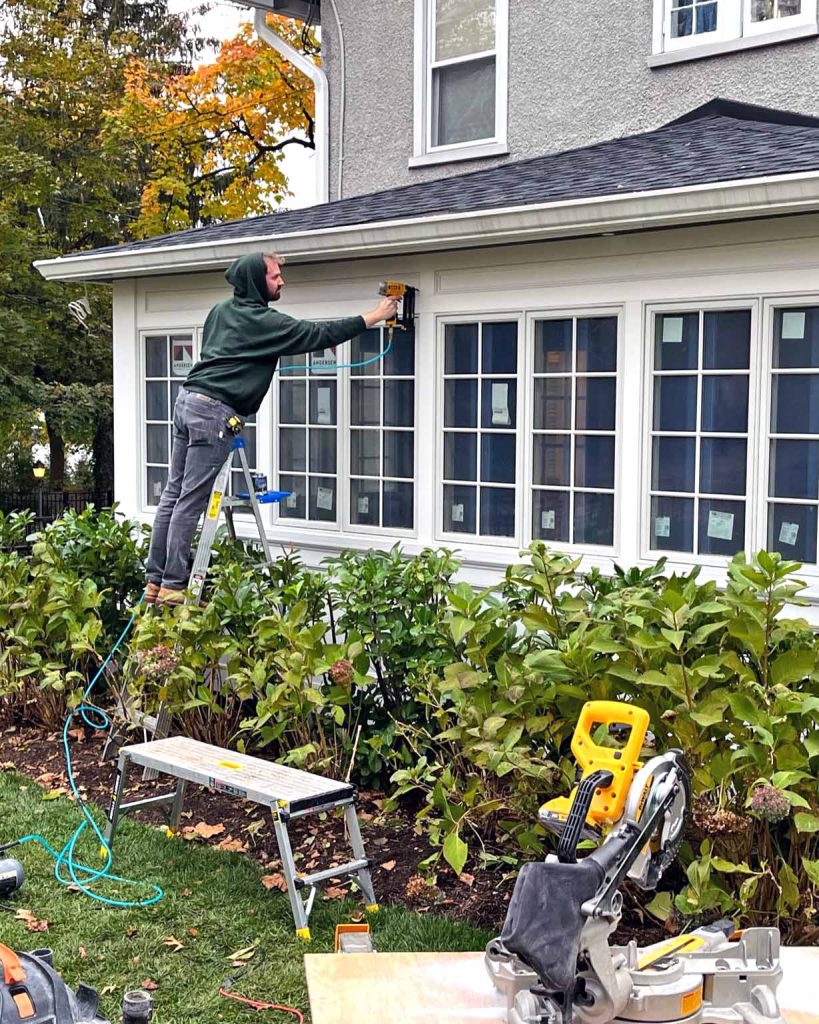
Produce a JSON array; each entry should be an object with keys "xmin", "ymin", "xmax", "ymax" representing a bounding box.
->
[
  {"xmin": 641, "ymin": 299, "xmax": 762, "ymax": 569},
  {"xmin": 411, "ymin": 0, "xmax": 509, "ymax": 169},
  {"xmin": 650, "ymin": 0, "xmax": 818, "ymax": 62}
]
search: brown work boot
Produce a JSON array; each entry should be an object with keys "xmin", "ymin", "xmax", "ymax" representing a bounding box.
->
[
  {"xmin": 157, "ymin": 587, "xmax": 186, "ymax": 607},
  {"xmin": 143, "ymin": 582, "xmax": 160, "ymax": 605}
]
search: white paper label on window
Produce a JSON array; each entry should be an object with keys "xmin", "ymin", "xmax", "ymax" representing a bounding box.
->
[
  {"xmin": 779, "ymin": 521, "xmax": 799, "ymax": 546},
  {"xmin": 655, "ymin": 515, "xmax": 671, "ymax": 538},
  {"xmin": 311, "ymin": 347, "xmax": 338, "ymax": 370},
  {"xmin": 451, "ymin": 503, "xmax": 464, "ymax": 523},
  {"xmin": 357, "ymin": 496, "xmax": 369, "ymax": 514},
  {"xmin": 707, "ymin": 510, "xmax": 734, "ymax": 541},
  {"xmin": 662, "ymin": 317, "xmax": 684, "ymax": 344},
  {"xmin": 541, "ymin": 509, "xmax": 555, "ymax": 530},
  {"xmin": 491, "ymin": 382, "xmax": 511, "ymax": 426},
  {"xmin": 317, "ymin": 387, "xmax": 332, "ymax": 424},
  {"xmin": 316, "ymin": 486, "xmax": 334, "ymax": 511},
  {"xmin": 781, "ymin": 311, "xmax": 806, "ymax": 341},
  {"xmin": 286, "ymin": 492, "xmax": 298, "ymax": 509},
  {"xmin": 171, "ymin": 342, "xmax": 194, "ymax": 376},
  {"xmin": 153, "ymin": 480, "xmax": 163, "ymax": 497}
]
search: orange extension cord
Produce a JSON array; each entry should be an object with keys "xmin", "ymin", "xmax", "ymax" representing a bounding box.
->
[{"xmin": 219, "ymin": 987, "xmax": 304, "ymax": 1022}]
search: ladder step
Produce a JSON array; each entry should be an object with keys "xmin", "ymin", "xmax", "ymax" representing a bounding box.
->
[
  {"xmin": 295, "ymin": 858, "xmax": 372, "ymax": 889},
  {"xmin": 232, "ymin": 490, "xmax": 290, "ymax": 504}
]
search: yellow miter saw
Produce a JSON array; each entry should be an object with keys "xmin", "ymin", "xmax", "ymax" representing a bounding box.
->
[{"xmin": 486, "ymin": 700, "xmax": 785, "ymax": 1024}]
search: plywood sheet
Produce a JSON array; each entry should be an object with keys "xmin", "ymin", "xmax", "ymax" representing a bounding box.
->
[{"xmin": 305, "ymin": 950, "xmax": 819, "ymax": 1024}]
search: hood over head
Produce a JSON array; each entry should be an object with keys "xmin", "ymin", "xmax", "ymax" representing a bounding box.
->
[{"xmin": 225, "ymin": 253, "xmax": 269, "ymax": 305}]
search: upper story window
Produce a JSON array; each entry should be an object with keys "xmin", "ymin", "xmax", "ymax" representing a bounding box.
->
[
  {"xmin": 411, "ymin": 0, "xmax": 508, "ymax": 168},
  {"xmin": 653, "ymin": 0, "xmax": 816, "ymax": 60}
]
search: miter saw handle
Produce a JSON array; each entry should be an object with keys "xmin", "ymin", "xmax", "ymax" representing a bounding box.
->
[{"xmin": 558, "ymin": 769, "xmax": 614, "ymax": 864}]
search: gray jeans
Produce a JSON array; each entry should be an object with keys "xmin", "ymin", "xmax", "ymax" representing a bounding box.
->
[{"xmin": 145, "ymin": 388, "xmax": 242, "ymax": 590}]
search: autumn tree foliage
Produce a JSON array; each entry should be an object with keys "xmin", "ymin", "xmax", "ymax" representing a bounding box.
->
[{"xmin": 114, "ymin": 17, "xmax": 319, "ymax": 237}]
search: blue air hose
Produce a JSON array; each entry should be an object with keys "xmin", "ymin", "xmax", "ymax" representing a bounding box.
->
[{"xmin": 277, "ymin": 331, "xmax": 393, "ymax": 372}]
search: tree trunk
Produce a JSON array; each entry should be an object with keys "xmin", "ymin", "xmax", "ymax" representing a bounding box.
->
[
  {"xmin": 45, "ymin": 416, "xmax": 65, "ymax": 488},
  {"xmin": 92, "ymin": 414, "xmax": 115, "ymax": 494}
]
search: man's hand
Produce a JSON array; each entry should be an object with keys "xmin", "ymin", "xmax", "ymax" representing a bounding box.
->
[{"xmin": 363, "ymin": 295, "xmax": 399, "ymax": 328}]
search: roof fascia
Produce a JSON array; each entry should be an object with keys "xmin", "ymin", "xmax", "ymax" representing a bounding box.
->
[{"xmin": 34, "ymin": 169, "xmax": 819, "ymax": 282}]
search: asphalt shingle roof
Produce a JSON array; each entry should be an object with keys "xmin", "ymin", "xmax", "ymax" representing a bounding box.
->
[{"xmin": 73, "ymin": 99, "xmax": 819, "ymax": 260}]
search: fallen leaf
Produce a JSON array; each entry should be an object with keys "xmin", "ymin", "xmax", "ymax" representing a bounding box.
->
[
  {"xmin": 162, "ymin": 936, "xmax": 184, "ymax": 952},
  {"xmin": 183, "ymin": 821, "xmax": 226, "ymax": 840},
  {"xmin": 101, "ymin": 985, "xmax": 117, "ymax": 996},
  {"xmin": 324, "ymin": 886, "xmax": 346, "ymax": 900},
  {"xmin": 42, "ymin": 788, "xmax": 68, "ymax": 801},
  {"xmin": 188, "ymin": 927, "xmax": 199, "ymax": 937},
  {"xmin": 381, "ymin": 860, "xmax": 396, "ymax": 871},
  {"xmin": 15, "ymin": 909, "xmax": 48, "ymax": 932},
  {"xmin": 459, "ymin": 872, "xmax": 475, "ymax": 887},
  {"xmin": 261, "ymin": 873, "xmax": 288, "ymax": 892},
  {"xmin": 179, "ymin": 888, "xmax": 192, "ymax": 897},
  {"xmin": 132, "ymin": 956, "xmax": 140, "ymax": 964},
  {"xmin": 225, "ymin": 941, "xmax": 258, "ymax": 962},
  {"xmin": 140, "ymin": 979, "xmax": 159, "ymax": 992},
  {"xmin": 215, "ymin": 837, "xmax": 246, "ymax": 853},
  {"xmin": 126, "ymin": 927, "xmax": 139, "ymax": 938},
  {"xmin": 78, "ymin": 946, "xmax": 87, "ymax": 959}
]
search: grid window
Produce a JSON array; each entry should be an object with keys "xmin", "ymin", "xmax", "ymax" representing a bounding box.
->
[
  {"xmin": 144, "ymin": 333, "xmax": 195, "ymax": 507},
  {"xmin": 649, "ymin": 309, "xmax": 751, "ymax": 556},
  {"xmin": 669, "ymin": 0, "xmax": 718, "ymax": 39},
  {"xmin": 278, "ymin": 350, "xmax": 338, "ymax": 523},
  {"xmin": 442, "ymin": 320, "xmax": 517, "ymax": 539},
  {"xmin": 767, "ymin": 307, "xmax": 819, "ymax": 563},
  {"xmin": 657, "ymin": 0, "xmax": 811, "ymax": 53},
  {"xmin": 531, "ymin": 316, "xmax": 618, "ymax": 548},
  {"xmin": 349, "ymin": 327, "xmax": 416, "ymax": 531}
]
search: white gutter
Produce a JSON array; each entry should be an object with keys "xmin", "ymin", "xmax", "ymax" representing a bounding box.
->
[
  {"xmin": 34, "ymin": 169, "xmax": 819, "ymax": 282},
  {"xmin": 252, "ymin": 6, "xmax": 329, "ymax": 204}
]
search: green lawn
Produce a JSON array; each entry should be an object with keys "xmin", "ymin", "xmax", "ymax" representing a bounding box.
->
[{"xmin": 0, "ymin": 770, "xmax": 491, "ymax": 1023}]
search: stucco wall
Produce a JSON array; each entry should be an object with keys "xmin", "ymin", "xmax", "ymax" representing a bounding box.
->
[{"xmin": 320, "ymin": 0, "xmax": 819, "ymax": 200}]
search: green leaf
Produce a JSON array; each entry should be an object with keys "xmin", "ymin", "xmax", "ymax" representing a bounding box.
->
[
  {"xmin": 449, "ymin": 617, "xmax": 475, "ymax": 644},
  {"xmin": 645, "ymin": 892, "xmax": 672, "ymax": 921},
  {"xmin": 804, "ymin": 732, "xmax": 819, "ymax": 759},
  {"xmin": 442, "ymin": 831, "xmax": 468, "ymax": 876},
  {"xmin": 795, "ymin": 812, "xmax": 819, "ymax": 833},
  {"xmin": 803, "ymin": 858, "xmax": 819, "ymax": 886},
  {"xmin": 778, "ymin": 861, "xmax": 800, "ymax": 912},
  {"xmin": 770, "ymin": 648, "xmax": 816, "ymax": 687}
]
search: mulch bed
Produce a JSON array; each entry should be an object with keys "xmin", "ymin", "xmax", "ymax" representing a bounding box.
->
[{"xmin": 0, "ymin": 721, "xmax": 666, "ymax": 943}]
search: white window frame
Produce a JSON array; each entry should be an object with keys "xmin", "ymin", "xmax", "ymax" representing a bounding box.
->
[
  {"xmin": 411, "ymin": 0, "xmax": 509, "ymax": 168},
  {"xmin": 651, "ymin": 0, "xmax": 817, "ymax": 61},
  {"xmin": 641, "ymin": 300, "xmax": 761, "ymax": 567},
  {"xmin": 525, "ymin": 308, "xmax": 623, "ymax": 555}
]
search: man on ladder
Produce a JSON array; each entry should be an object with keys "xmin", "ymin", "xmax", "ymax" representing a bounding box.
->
[{"xmin": 144, "ymin": 251, "xmax": 399, "ymax": 606}]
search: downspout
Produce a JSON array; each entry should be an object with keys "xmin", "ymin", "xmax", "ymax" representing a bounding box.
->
[{"xmin": 253, "ymin": 8, "xmax": 329, "ymax": 205}]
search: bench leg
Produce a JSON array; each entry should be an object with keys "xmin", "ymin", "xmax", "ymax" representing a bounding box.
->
[
  {"xmin": 104, "ymin": 752, "xmax": 131, "ymax": 848},
  {"xmin": 168, "ymin": 779, "xmax": 187, "ymax": 835},
  {"xmin": 272, "ymin": 812, "xmax": 311, "ymax": 940},
  {"xmin": 344, "ymin": 803, "xmax": 378, "ymax": 910}
]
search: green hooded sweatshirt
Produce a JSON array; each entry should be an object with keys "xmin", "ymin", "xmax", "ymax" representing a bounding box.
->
[{"xmin": 184, "ymin": 253, "xmax": 365, "ymax": 416}]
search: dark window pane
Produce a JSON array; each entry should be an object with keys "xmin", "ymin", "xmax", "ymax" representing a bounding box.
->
[
  {"xmin": 308, "ymin": 476, "xmax": 336, "ymax": 521},
  {"xmin": 576, "ymin": 317, "xmax": 617, "ymax": 373},
  {"xmin": 533, "ymin": 490, "xmax": 569, "ymax": 542},
  {"xmin": 444, "ymin": 432, "xmax": 477, "ymax": 481},
  {"xmin": 145, "ymin": 336, "xmax": 167, "ymax": 377},
  {"xmin": 239, "ymin": 426, "xmax": 257, "ymax": 469},
  {"xmin": 534, "ymin": 377, "xmax": 571, "ymax": 430},
  {"xmin": 655, "ymin": 312, "xmax": 698, "ymax": 371},
  {"xmin": 482, "ymin": 322, "xmax": 517, "ymax": 374},
  {"xmin": 384, "ymin": 380, "xmax": 414, "ymax": 427},
  {"xmin": 534, "ymin": 319, "xmax": 572, "ymax": 373},
  {"xmin": 481, "ymin": 433, "xmax": 516, "ymax": 483},
  {"xmin": 703, "ymin": 310, "xmax": 751, "ymax": 370},
  {"xmin": 351, "ymin": 329, "xmax": 381, "ymax": 377},
  {"xmin": 651, "ymin": 495, "xmax": 694, "ymax": 552},
  {"xmin": 280, "ymin": 428, "xmax": 306, "ymax": 473},
  {"xmin": 480, "ymin": 487, "xmax": 515, "ymax": 537},
  {"xmin": 445, "ymin": 323, "xmax": 478, "ymax": 374},
  {"xmin": 433, "ymin": 56, "xmax": 495, "ymax": 146},
  {"xmin": 698, "ymin": 499, "xmax": 745, "ymax": 556},
  {"xmin": 700, "ymin": 437, "xmax": 746, "ymax": 495},
  {"xmin": 773, "ymin": 308, "xmax": 819, "ymax": 369},
  {"xmin": 770, "ymin": 439, "xmax": 819, "ymax": 499},
  {"xmin": 575, "ymin": 435, "xmax": 615, "ymax": 489},
  {"xmin": 700, "ymin": 376, "xmax": 748, "ymax": 433},
  {"xmin": 383, "ymin": 481, "xmax": 414, "ymax": 530},
  {"xmin": 309, "ymin": 380, "xmax": 338, "ymax": 426},
  {"xmin": 309, "ymin": 430, "xmax": 336, "ymax": 474},
  {"xmin": 351, "ymin": 478, "xmax": 380, "ymax": 525},
  {"xmin": 279, "ymin": 381, "xmax": 306, "ymax": 424},
  {"xmin": 383, "ymin": 431, "xmax": 414, "ymax": 479},
  {"xmin": 768, "ymin": 503, "xmax": 817, "ymax": 563},
  {"xmin": 576, "ymin": 377, "xmax": 615, "ymax": 431},
  {"xmin": 533, "ymin": 434, "xmax": 570, "ymax": 487},
  {"xmin": 171, "ymin": 381, "xmax": 183, "ymax": 409},
  {"xmin": 383, "ymin": 329, "xmax": 415, "ymax": 376},
  {"xmin": 146, "ymin": 381, "xmax": 168, "ymax": 421},
  {"xmin": 350, "ymin": 380, "xmax": 380, "ymax": 426},
  {"xmin": 278, "ymin": 474, "xmax": 306, "ymax": 519},
  {"xmin": 654, "ymin": 376, "xmax": 697, "ymax": 432},
  {"xmin": 279, "ymin": 354, "xmax": 306, "ymax": 376},
  {"xmin": 653, "ymin": 436, "xmax": 695, "ymax": 493},
  {"xmin": 444, "ymin": 379, "xmax": 478, "ymax": 427},
  {"xmin": 574, "ymin": 492, "xmax": 614, "ymax": 546},
  {"xmin": 443, "ymin": 483, "xmax": 476, "ymax": 533},
  {"xmin": 146, "ymin": 466, "xmax": 168, "ymax": 506},
  {"xmin": 350, "ymin": 430, "xmax": 380, "ymax": 477},
  {"xmin": 772, "ymin": 375, "xmax": 819, "ymax": 434},
  {"xmin": 481, "ymin": 379, "xmax": 516, "ymax": 429},
  {"xmin": 146, "ymin": 424, "xmax": 168, "ymax": 464}
]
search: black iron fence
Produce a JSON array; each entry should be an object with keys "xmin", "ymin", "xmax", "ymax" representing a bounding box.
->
[{"xmin": 0, "ymin": 489, "xmax": 114, "ymax": 528}]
